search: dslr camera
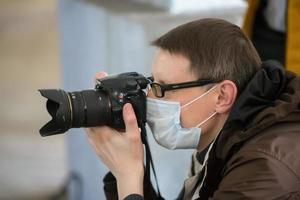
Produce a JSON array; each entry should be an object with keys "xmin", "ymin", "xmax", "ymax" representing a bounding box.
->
[{"xmin": 39, "ymin": 72, "xmax": 150, "ymax": 136}]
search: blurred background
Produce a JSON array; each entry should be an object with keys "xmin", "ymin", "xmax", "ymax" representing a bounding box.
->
[
  {"xmin": 0, "ymin": 0, "xmax": 249, "ymax": 199},
  {"xmin": 0, "ymin": 0, "xmax": 66, "ymax": 199}
]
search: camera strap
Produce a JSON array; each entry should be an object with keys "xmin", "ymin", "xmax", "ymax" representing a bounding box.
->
[{"xmin": 141, "ymin": 125, "xmax": 164, "ymax": 200}]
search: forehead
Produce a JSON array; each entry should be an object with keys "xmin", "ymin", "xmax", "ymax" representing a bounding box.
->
[{"xmin": 151, "ymin": 49, "xmax": 197, "ymax": 83}]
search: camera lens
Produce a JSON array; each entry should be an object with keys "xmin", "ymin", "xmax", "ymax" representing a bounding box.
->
[
  {"xmin": 39, "ymin": 89, "xmax": 111, "ymax": 136},
  {"xmin": 70, "ymin": 90, "xmax": 111, "ymax": 127}
]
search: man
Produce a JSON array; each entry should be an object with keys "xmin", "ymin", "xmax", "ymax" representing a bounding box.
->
[{"xmin": 86, "ymin": 18, "xmax": 300, "ymax": 199}]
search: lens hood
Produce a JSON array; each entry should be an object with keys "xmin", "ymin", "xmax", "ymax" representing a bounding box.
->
[{"xmin": 39, "ymin": 89, "xmax": 72, "ymax": 136}]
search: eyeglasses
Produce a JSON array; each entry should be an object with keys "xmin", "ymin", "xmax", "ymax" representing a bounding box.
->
[{"xmin": 147, "ymin": 77, "xmax": 216, "ymax": 98}]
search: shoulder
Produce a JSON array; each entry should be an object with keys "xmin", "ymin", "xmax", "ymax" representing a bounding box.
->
[
  {"xmin": 235, "ymin": 120, "xmax": 300, "ymax": 180},
  {"xmin": 212, "ymin": 122, "xmax": 300, "ymax": 199}
]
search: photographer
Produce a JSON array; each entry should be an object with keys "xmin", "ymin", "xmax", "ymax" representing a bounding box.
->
[{"xmin": 85, "ymin": 18, "xmax": 300, "ymax": 199}]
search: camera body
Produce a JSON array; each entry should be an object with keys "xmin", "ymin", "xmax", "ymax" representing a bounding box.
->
[
  {"xmin": 95, "ymin": 72, "xmax": 148, "ymax": 129},
  {"xmin": 39, "ymin": 72, "xmax": 150, "ymax": 136}
]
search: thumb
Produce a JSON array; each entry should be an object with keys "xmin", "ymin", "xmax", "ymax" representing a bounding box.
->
[
  {"xmin": 94, "ymin": 71, "xmax": 108, "ymax": 85},
  {"xmin": 123, "ymin": 103, "xmax": 139, "ymax": 134}
]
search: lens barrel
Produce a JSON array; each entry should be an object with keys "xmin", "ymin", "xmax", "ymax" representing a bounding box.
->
[
  {"xmin": 39, "ymin": 89, "xmax": 111, "ymax": 136},
  {"xmin": 69, "ymin": 90, "xmax": 111, "ymax": 127}
]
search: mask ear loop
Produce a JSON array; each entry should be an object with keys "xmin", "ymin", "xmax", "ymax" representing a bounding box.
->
[
  {"xmin": 196, "ymin": 111, "xmax": 217, "ymax": 128},
  {"xmin": 180, "ymin": 84, "xmax": 218, "ymax": 128},
  {"xmin": 181, "ymin": 84, "xmax": 218, "ymax": 109}
]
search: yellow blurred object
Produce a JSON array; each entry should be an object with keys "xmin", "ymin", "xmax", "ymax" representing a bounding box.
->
[
  {"xmin": 242, "ymin": 0, "xmax": 260, "ymax": 38},
  {"xmin": 243, "ymin": 0, "xmax": 300, "ymax": 75},
  {"xmin": 286, "ymin": 0, "xmax": 300, "ymax": 75}
]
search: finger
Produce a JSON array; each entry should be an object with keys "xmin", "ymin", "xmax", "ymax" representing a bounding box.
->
[
  {"xmin": 94, "ymin": 71, "xmax": 108, "ymax": 85},
  {"xmin": 123, "ymin": 103, "xmax": 139, "ymax": 136}
]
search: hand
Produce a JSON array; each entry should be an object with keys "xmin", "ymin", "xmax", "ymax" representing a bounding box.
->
[{"xmin": 85, "ymin": 71, "xmax": 144, "ymax": 198}]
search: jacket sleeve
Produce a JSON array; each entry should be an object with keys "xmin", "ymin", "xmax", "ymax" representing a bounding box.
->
[
  {"xmin": 103, "ymin": 171, "xmax": 161, "ymax": 200},
  {"xmin": 123, "ymin": 194, "xmax": 144, "ymax": 200},
  {"xmin": 211, "ymin": 149, "xmax": 300, "ymax": 200},
  {"xmin": 103, "ymin": 172, "xmax": 118, "ymax": 200}
]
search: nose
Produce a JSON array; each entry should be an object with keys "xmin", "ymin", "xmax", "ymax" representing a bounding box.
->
[{"xmin": 146, "ymin": 86, "xmax": 155, "ymax": 98}]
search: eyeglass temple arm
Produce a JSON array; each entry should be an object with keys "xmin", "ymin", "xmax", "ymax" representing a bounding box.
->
[{"xmin": 164, "ymin": 81, "xmax": 212, "ymax": 90}]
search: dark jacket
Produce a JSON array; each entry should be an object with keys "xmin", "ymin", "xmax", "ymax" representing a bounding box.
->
[{"xmin": 104, "ymin": 61, "xmax": 300, "ymax": 200}]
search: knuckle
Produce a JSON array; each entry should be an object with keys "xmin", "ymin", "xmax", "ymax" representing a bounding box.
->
[
  {"xmin": 125, "ymin": 112, "xmax": 137, "ymax": 126},
  {"xmin": 127, "ymin": 115, "xmax": 136, "ymax": 126},
  {"xmin": 128, "ymin": 131, "xmax": 141, "ymax": 143}
]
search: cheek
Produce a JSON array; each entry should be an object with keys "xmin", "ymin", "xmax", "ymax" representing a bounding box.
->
[
  {"xmin": 146, "ymin": 89, "xmax": 154, "ymax": 98},
  {"xmin": 180, "ymin": 111, "xmax": 190, "ymax": 128},
  {"xmin": 180, "ymin": 107, "xmax": 202, "ymax": 128},
  {"xmin": 162, "ymin": 91, "xmax": 183, "ymax": 101},
  {"xmin": 180, "ymin": 99, "xmax": 214, "ymax": 128}
]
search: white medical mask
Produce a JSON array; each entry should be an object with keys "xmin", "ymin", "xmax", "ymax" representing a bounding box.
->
[{"xmin": 146, "ymin": 85, "xmax": 217, "ymax": 150}]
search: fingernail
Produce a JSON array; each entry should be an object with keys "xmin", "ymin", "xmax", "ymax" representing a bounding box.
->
[
  {"xmin": 96, "ymin": 71, "xmax": 107, "ymax": 76},
  {"xmin": 95, "ymin": 71, "xmax": 108, "ymax": 78}
]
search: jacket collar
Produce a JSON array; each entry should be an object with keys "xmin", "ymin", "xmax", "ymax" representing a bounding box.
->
[{"xmin": 216, "ymin": 60, "xmax": 300, "ymax": 161}]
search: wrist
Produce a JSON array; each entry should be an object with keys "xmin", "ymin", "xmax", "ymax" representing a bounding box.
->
[{"xmin": 117, "ymin": 168, "xmax": 144, "ymax": 199}]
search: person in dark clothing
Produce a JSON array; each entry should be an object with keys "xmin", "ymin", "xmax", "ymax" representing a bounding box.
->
[
  {"xmin": 86, "ymin": 18, "xmax": 300, "ymax": 200},
  {"xmin": 243, "ymin": 0, "xmax": 300, "ymax": 75}
]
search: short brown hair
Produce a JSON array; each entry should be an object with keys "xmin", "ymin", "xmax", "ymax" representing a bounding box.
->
[{"xmin": 152, "ymin": 18, "xmax": 261, "ymax": 92}]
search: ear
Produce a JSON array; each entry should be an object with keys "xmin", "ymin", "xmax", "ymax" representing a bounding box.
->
[{"xmin": 215, "ymin": 80, "xmax": 237, "ymax": 114}]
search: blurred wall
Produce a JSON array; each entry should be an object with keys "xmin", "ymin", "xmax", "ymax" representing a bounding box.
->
[{"xmin": 0, "ymin": 0, "xmax": 67, "ymax": 199}]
